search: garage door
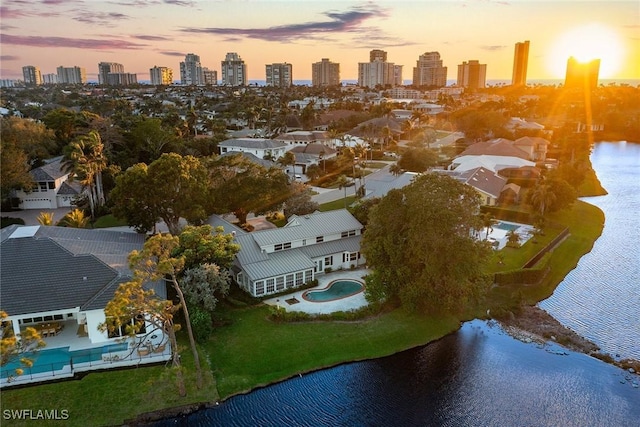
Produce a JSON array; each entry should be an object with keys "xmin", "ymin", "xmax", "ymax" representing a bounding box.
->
[{"xmin": 22, "ymin": 198, "xmax": 54, "ymax": 209}]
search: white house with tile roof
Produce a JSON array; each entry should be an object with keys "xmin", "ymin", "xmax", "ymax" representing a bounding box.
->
[
  {"xmin": 0, "ymin": 225, "xmax": 170, "ymax": 386},
  {"xmin": 12, "ymin": 157, "xmax": 85, "ymax": 210},
  {"xmin": 229, "ymin": 209, "xmax": 365, "ymax": 297}
]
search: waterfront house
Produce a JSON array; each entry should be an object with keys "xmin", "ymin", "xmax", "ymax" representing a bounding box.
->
[
  {"xmin": 0, "ymin": 225, "xmax": 170, "ymax": 387},
  {"xmin": 230, "ymin": 210, "xmax": 365, "ymax": 297},
  {"xmin": 218, "ymin": 138, "xmax": 288, "ymax": 160}
]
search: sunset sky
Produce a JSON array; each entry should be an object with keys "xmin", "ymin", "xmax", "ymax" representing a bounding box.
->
[{"xmin": 1, "ymin": 0, "xmax": 638, "ymax": 83}]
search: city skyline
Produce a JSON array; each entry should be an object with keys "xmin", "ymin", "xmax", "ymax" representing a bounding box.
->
[{"xmin": 0, "ymin": 1, "xmax": 637, "ymax": 83}]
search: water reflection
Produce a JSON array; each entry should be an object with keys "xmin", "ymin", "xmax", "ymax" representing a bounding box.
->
[{"xmin": 159, "ymin": 321, "xmax": 638, "ymax": 426}]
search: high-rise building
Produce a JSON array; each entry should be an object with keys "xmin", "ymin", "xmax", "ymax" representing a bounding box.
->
[
  {"xmin": 412, "ymin": 52, "xmax": 447, "ymax": 88},
  {"xmin": 106, "ymin": 73, "xmax": 138, "ymax": 86},
  {"xmin": 564, "ymin": 56, "xmax": 600, "ymax": 90},
  {"xmin": 42, "ymin": 73, "xmax": 58, "ymax": 84},
  {"xmin": 512, "ymin": 40, "xmax": 530, "ymax": 86},
  {"xmin": 221, "ymin": 52, "xmax": 247, "ymax": 86},
  {"xmin": 370, "ymin": 49, "xmax": 387, "ymax": 62},
  {"xmin": 98, "ymin": 62, "xmax": 124, "ymax": 85},
  {"xmin": 203, "ymin": 68, "xmax": 217, "ymax": 85},
  {"xmin": 150, "ymin": 66, "xmax": 173, "ymax": 85},
  {"xmin": 56, "ymin": 66, "xmax": 87, "ymax": 84},
  {"xmin": 457, "ymin": 60, "xmax": 487, "ymax": 89},
  {"xmin": 358, "ymin": 49, "xmax": 399, "ymax": 88},
  {"xmin": 266, "ymin": 63, "xmax": 293, "ymax": 88},
  {"xmin": 22, "ymin": 66, "xmax": 42, "ymax": 86},
  {"xmin": 180, "ymin": 53, "xmax": 204, "ymax": 85},
  {"xmin": 312, "ymin": 58, "xmax": 340, "ymax": 87}
]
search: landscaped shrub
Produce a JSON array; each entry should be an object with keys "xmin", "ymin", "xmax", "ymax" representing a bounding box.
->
[{"xmin": 189, "ymin": 305, "xmax": 213, "ymax": 343}]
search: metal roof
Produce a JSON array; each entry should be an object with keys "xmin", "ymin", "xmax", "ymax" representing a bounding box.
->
[{"xmin": 219, "ymin": 138, "xmax": 287, "ymax": 149}]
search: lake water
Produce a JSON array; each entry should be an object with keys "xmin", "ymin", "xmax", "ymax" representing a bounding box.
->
[
  {"xmin": 540, "ymin": 141, "xmax": 640, "ymax": 360},
  {"xmin": 156, "ymin": 142, "xmax": 640, "ymax": 426}
]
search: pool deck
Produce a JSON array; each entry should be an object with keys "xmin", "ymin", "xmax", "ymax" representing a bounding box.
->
[{"xmin": 263, "ymin": 269, "xmax": 370, "ymax": 315}]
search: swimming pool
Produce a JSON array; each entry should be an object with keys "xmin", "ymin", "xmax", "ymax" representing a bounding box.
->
[
  {"xmin": 495, "ymin": 221, "xmax": 520, "ymax": 231},
  {"xmin": 0, "ymin": 342, "xmax": 129, "ymax": 378},
  {"xmin": 302, "ymin": 280, "xmax": 364, "ymax": 302}
]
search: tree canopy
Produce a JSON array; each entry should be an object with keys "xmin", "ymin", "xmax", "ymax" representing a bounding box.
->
[
  {"xmin": 361, "ymin": 173, "xmax": 491, "ymax": 312},
  {"xmin": 110, "ymin": 153, "xmax": 211, "ymax": 235},
  {"xmin": 208, "ymin": 154, "xmax": 293, "ymax": 225}
]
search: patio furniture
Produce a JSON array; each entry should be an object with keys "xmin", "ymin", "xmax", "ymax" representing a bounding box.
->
[{"xmin": 48, "ymin": 328, "xmax": 57, "ymax": 336}]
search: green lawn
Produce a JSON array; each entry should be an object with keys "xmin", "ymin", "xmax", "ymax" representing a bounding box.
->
[
  {"xmin": 208, "ymin": 305, "xmax": 460, "ymax": 398},
  {"xmin": 319, "ymin": 196, "xmax": 357, "ymax": 211},
  {"xmin": 91, "ymin": 214, "xmax": 128, "ymax": 228}
]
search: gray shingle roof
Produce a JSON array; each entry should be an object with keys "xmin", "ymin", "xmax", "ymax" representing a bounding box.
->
[
  {"xmin": 1, "ymin": 238, "xmax": 119, "ymax": 315},
  {"xmin": 30, "ymin": 157, "xmax": 67, "ymax": 181},
  {"xmin": 459, "ymin": 167, "xmax": 507, "ymax": 198},
  {"xmin": 1, "ymin": 226, "xmax": 150, "ymax": 316}
]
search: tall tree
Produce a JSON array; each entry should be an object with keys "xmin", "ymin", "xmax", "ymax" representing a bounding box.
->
[
  {"xmin": 336, "ymin": 174, "xmax": 350, "ymax": 209},
  {"xmin": 100, "ymin": 280, "xmax": 186, "ymax": 396},
  {"xmin": 175, "ymin": 224, "xmax": 240, "ymax": 270},
  {"xmin": 62, "ymin": 130, "xmax": 108, "ymax": 217},
  {"xmin": 208, "ymin": 154, "xmax": 292, "ymax": 225},
  {"xmin": 282, "ymin": 183, "xmax": 320, "ymax": 219},
  {"xmin": 128, "ymin": 234, "xmax": 203, "ymax": 389},
  {"xmin": 111, "ymin": 153, "xmax": 211, "ymax": 235},
  {"xmin": 0, "ymin": 142, "xmax": 33, "ymax": 202},
  {"xmin": 361, "ymin": 173, "xmax": 490, "ymax": 312}
]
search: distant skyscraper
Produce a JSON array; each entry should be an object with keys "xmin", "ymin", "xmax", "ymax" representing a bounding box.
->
[
  {"xmin": 107, "ymin": 73, "xmax": 138, "ymax": 86},
  {"xmin": 180, "ymin": 53, "xmax": 204, "ymax": 85},
  {"xmin": 358, "ymin": 49, "xmax": 399, "ymax": 88},
  {"xmin": 42, "ymin": 73, "xmax": 58, "ymax": 84},
  {"xmin": 98, "ymin": 62, "xmax": 124, "ymax": 85},
  {"xmin": 369, "ymin": 49, "xmax": 387, "ymax": 62},
  {"xmin": 221, "ymin": 52, "xmax": 247, "ymax": 86},
  {"xmin": 56, "ymin": 66, "xmax": 87, "ymax": 84},
  {"xmin": 150, "ymin": 66, "xmax": 173, "ymax": 85},
  {"xmin": 202, "ymin": 68, "xmax": 218, "ymax": 85},
  {"xmin": 266, "ymin": 63, "xmax": 293, "ymax": 88},
  {"xmin": 412, "ymin": 52, "xmax": 447, "ymax": 88},
  {"xmin": 457, "ymin": 60, "xmax": 487, "ymax": 89},
  {"xmin": 22, "ymin": 66, "xmax": 42, "ymax": 86},
  {"xmin": 512, "ymin": 40, "xmax": 530, "ymax": 86},
  {"xmin": 564, "ymin": 56, "xmax": 600, "ymax": 90},
  {"xmin": 312, "ymin": 58, "xmax": 340, "ymax": 87}
]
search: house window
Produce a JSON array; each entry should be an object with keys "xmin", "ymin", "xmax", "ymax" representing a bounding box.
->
[
  {"xmin": 341, "ymin": 230, "xmax": 356, "ymax": 238},
  {"xmin": 276, "ymin": 276, "xmax": 285, "ymax": 291},
  {"xmin": 266, "ymin": 278, "xmax": 275, "ymax": 294},
  {"xmin": 107, "ymin": 315, "xmax": 146, "ymax": 338},
  {"xmin": 255, "ymin": 281, "xmax": 265, "ymax": 296},
  {"xmin": 283, "ymin": 242, "xmax": 291, "ymax": 250},
  {"xmin": 286, "ymin": 274, "xmax": 294, "ymax": 288},
  {"xmin": 295, "ymin": 272, "xmax": 304, "ymax": 286},
  {"xmin": 48, "ymin": 182, "xmax": 55, "ymax": 190},
  {"xmin": 316, "ymin": 236, "xmax": 324, "ymax": 243},
  {"xmin": 39, "ymin": 182, "xmax": 47, "ymax": 191},
  {"xmin": 324, "ymin": 256, "xmax": 333, "ymax": 266},
  {"xmin": 274, "ymin": 242, "xmax": 291, "ymax": 251}
]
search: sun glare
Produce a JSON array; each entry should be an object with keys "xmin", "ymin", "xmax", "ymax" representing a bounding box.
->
[{"xmin": 548, "ymin": 23, "xmax": 624, "ymax": 78}]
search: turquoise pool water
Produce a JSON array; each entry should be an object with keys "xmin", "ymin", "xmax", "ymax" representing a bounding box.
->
[
  {"xmin": 1, "ymin": 342, "xmax": 128, "ymax": 378},
  {"xmin": 303, "ymin": 280, "xmax": 364, "ymax": 302},
  {"xmin": 495, "ymin": 221, "xmax": 520, "ymax": 231}
]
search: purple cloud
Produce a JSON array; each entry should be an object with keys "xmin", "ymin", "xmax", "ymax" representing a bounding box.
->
[
  {"xmin": 73, "ymin": 10, "xmax": 130, "ymax": 25},
  {"xmin": 107, "ymin": 0, "xmax": 194, "ymax": 7},
  {"xmin": 0, "ymin": 6, "xmax": 32, "ymax": 19},
  {"xmin": 133, "ymin": 34, "xmax": 172, "ymax": 41},
  {"xmin": 1, "ymin": 34, "xmax": 147, "ymax": 50},
  {"xmin": 180, "ymin": 3, "xmax": 389, "ymax": 42},
  {"xmin": 159, "ymin": 51, "xmax": 185, "ymax": 57},
  {"xmin": 0, "ymin": 55, "xmax": 20, "ymax": 61},
  {"xmin": 163, "ymin": 0, "xmax": 195, "ymax": 5}
]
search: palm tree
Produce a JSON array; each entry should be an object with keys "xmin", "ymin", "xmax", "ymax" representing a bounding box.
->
[
  {"xmin": 529, "ymin": 183, "xmax": 556, "ymax": 217},
  {"xmin": 389, "ymin": 163, "xmax": 403, "ymax": 176},
  {"xmin": 36, "ymin": 212, "xmax": 54, "ymax": 226},
  {"xmin": 506, "ymin": 229, "xmax": 521, "ymax": 248},
  {"xmin": 59, "ymin": 209, "xmax": 89, "ymax": 228},
  {"xmin": 481, "ymin": 212, "xmax": 497, "ymax": 241},
  {"xmin": 336, "ymin": 174, "xmax": 349, "ymax": 209},
  {"xmin": 62, "ymin": 130, "xmax": 108, "ymax": 218}
]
